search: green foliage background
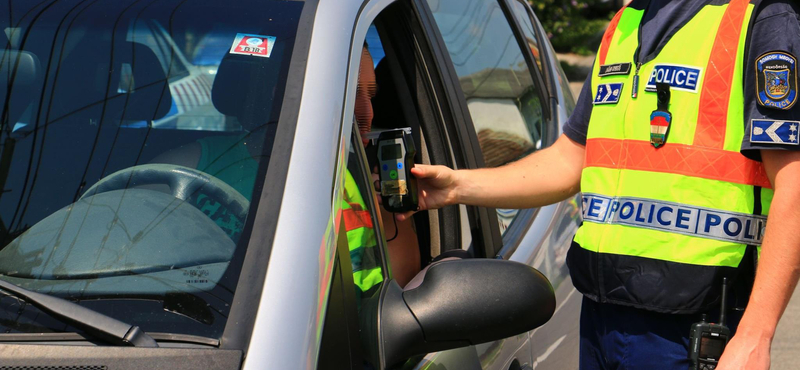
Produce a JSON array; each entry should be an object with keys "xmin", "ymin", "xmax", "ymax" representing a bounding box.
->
[{"xmin": 530, "ymin": 0, "xmax": 615, "ymax": 54}]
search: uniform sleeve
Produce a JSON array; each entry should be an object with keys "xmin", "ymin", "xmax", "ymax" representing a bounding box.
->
[
  {"xmin": 562, "ymin": 72, "xmax": 594, "ymax": 146},
  {"xmin": 741, "ymin": 1, "xmax": 800, "ymax": 161}
]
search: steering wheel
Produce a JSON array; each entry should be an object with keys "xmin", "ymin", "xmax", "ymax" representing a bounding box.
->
[{"xmin": 80, "ymin": 164, "xmax": 250, "ymax": 222}]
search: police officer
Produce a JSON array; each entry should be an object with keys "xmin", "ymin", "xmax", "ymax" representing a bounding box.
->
[{"xmin": 398, "ymin": 0, "xmax": 800, "ymax": 369}]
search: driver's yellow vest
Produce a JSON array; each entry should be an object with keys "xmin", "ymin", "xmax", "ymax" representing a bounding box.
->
[
  {"xmin": 343, "ymin": 171, "xmax": 383, "ymax": 292},
  {"xmin": 568, "ymin": 0, "xmax": 773, "ymax": 313}
]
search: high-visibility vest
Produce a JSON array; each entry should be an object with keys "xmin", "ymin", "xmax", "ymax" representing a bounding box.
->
[
  {"xmin": 568, "ymin": 0, "xmax": 773, "ymax": 313},
  {"xmin": 343, "ymin": 170, "xmax": 383, "ymax": 292}
]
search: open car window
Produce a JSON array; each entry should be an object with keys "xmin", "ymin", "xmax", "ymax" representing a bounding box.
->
[
  {"xmin": 0, "ymin": 0, "xmax": 302, "ymax": 340},
  {"xmin": 425, "ymin": 0, "xmax": 546, "ymax": 237}
]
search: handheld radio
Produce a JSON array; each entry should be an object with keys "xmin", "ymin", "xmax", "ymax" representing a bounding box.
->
[
  {"xmin": 375, "ymin": 128, "xmax": 418, "ymax": 213},
  {"xmin": 689, "ymin": 278, "xmax": 731, "ymax": 370}
]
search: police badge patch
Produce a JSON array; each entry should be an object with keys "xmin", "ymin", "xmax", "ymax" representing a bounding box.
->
[
  {"xmin": 756, "ymin": 51, "xmax": 797, "ymax": 110},
  {"xmin": 593, "ymin": 83, "xmax": 623, "ymax": 105}
]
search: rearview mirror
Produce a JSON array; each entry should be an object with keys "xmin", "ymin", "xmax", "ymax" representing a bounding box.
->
[{"xmin": 378, "ymin": 259, "xmax": 555, "ymax": 367}]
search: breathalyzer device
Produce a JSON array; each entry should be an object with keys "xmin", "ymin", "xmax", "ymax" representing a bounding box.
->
[
  {"xmin": 376, "ymin": 128, "xmax": 418, "ymax": 213},
  {"xmin": 689, "ymin": 278, "xmax": 731, "ymax": 370}
]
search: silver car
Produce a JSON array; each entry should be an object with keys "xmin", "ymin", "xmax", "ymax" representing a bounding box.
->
[{"xmin": 0, "ymin": 0, "xmax": 582, "ymax": 368}]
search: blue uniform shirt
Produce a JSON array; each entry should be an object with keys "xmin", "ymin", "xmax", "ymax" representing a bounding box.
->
[{"xmin": 563, "ymin": 0, "xmax": 800, "ymax": 161}]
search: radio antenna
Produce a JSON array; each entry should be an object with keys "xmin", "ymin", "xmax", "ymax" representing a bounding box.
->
[{"xmin": 720, "ymin": 277, "xmax": 728, "ymax": 327}]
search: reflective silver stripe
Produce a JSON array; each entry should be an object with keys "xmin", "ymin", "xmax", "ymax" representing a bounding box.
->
[{"xmin": 581, "ymin": 193, "xmax": 767, "ymax": 245}]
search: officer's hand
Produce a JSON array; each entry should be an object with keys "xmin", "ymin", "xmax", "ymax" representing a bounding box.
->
[
  {"xmin": 396, "ymin": 164, "xmax": 459, "ymax": 221},
  {"xmin": 715, "ymin": 329, "xmax": 771, "ymax": 370}
]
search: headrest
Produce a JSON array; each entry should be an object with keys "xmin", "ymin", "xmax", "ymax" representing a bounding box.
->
[
  {"xmin": 372, "ymin": 58, "xmax": 405, "ymax": 129},
  {"xmin": 49, "ymin": 41, "xmax": 172, "ymax": 122},
  {"xmin": 0, "ymin": 49, "xmax": 42, "ymax": 125},
  {"xmin": 212, "ymin": 40, "xmax": 283, "ymax": 128}
]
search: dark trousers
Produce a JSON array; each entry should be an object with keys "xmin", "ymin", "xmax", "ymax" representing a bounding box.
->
[{"xmin": 579, "ymin": 297, "xmax": 742, "ymax": 370}]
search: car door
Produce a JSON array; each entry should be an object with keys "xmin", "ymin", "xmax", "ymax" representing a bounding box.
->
[
  {"xmin": 312, "ymin": 0, "xmax": 537, "ymax": 368},
  {"xmin": 502, "ymin": 2, "xmax": 582, "ymax": 369},
  {"xmin": 403, "ymin": 0, "xmax": 549, "ymax": 369},
  {"xmin": 414, "ymin": 0, "xmax": 582, "ymax": 369},
  {"xmin": 312, "ymin": 0, "xmax": 483, "ymax": 368}
]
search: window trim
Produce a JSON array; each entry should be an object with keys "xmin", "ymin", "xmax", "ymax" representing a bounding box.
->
[
  {"xmin": 509, "ymin": 0, "xmax": 564, "ymax": 147},
  {"xmin": 507, "ymin": 0, "xmax": 557, "ymax": 104},
  {"xmin": 497, "ymin": 0, "xmax": 553, "ymax": 123}
]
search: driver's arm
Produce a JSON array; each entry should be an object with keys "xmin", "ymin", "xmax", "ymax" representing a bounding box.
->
[{"xmin": 379, "ymin": 205, "xmax": 420, "ymax": 287}]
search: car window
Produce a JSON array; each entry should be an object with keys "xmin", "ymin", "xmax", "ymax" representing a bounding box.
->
[
  {"xmin": 0, "ymin": 0, "xmax": 303, "ymax": 340},
  {"xmin": 333, "ymin": 125, "xmax": 387, "ymax": 369},
  {"xmin": 426, "ymin": 0, "xmax": 545, "ymax": 236},
  {"xmin": 367, "ymin": 2, "xmax": 469, "ymax": 263},
  {"xmin": 317, "ymin": 226, "xmax": 365, "ymax": 370},
  {"xmin": 366, "ymin": 25, "xmax": 386, "ymax": 67},
  {"xmin": 346, "ymin": 141, "xmax": 387, "ymax": 300}
]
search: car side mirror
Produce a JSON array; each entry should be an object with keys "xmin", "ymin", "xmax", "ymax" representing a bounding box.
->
[{"xmin": 378, "ymin": 259, "xmax": 555, "ymax": 368}]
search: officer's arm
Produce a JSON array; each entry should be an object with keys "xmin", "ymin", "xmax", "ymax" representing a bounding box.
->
[
  {"xmin": 453, "ymin": 134, "xmax": 585, "ymax": 209},
  {"xmin": 718, "ymin": 149, "xmax": 800, "ymax": 369},
  {"xmin": 401, "ymin": 133, "xmax": 585, "ymax": 215}
]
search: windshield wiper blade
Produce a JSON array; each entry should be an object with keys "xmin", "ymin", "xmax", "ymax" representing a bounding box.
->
[{"xmin": 0, "ymin": 278, "xmax": 158, "ymax": 347}]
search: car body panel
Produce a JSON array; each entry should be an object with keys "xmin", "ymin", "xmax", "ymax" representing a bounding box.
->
[
  {"xmin": 0, "ymin": 0, "xmax": 583, "ymax": 367},
  {"xmin": 241, "ymin": 0, "xmax": 360, "ymax": 368}
]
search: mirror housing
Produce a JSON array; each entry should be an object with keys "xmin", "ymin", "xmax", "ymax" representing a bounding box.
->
[{"xmin": 378, "ymin": 259, "xmax": 555, "ymax": 367}]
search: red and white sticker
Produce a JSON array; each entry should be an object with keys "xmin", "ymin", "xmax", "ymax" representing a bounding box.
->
[{"xmin": 229, "ymin": 33, "xmax": 276, "ymax": 58}]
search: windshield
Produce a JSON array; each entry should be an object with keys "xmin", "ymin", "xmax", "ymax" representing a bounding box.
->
[{"xmin": 0, "ymin": 0, "xmax": 303, "ymax": 340}]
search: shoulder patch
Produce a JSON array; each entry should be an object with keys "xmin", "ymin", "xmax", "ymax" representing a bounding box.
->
[
  {"xmin": 755, "ymin": 51, "xmax": 797, "ymax": 110},
  {"xmin": 750, "ymin": 119, "xmax": 800, "ymax": 145},
  {"xmin": 593, "ymin": 83, "xmax": 623, "ymax": 105}
]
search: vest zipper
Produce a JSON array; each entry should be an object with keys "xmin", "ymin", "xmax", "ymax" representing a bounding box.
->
[
  {"xmin": 632, "ymin": 62, "xmax": 643, "ymax": 98},
  {"xmin": 631, "ymin": 0, "xmax": 647, "ymax": 98}
]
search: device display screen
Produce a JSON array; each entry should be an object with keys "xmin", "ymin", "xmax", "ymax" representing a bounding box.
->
[
  {"xmin": 381, "ymin": 144, "xmax": 403, "ymax": 160},
  {"xmin": 700, "ymin": 335, "xmax": 725, "ymax": 358}
]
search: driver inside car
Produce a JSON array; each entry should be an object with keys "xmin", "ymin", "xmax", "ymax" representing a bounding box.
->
[{"xmin": 153, "ymin": 44, "xmax": 421, "ymax": 289}]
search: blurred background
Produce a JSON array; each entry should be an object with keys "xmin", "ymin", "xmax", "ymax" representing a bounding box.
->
[{"xmin": 533, "ymin": 0, "xmax": 627, "ymax": 96}]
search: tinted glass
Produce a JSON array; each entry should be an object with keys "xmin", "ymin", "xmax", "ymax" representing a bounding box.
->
[
  {"xmin": 427, "ymin": 0, "xmax": 545, "ymax": 235},
  {"xmin": 0, "ymin": 0, "xmax": 303, "ymax": 339}
]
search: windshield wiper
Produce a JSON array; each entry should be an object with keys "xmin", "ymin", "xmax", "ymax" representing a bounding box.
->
[{"xmin": 0, "ymin": 278, "xmax": 158, "ymax": 347}]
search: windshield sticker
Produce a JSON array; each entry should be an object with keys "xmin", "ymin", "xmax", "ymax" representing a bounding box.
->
[
  {"xmin": 229, "ymin": 33, "xmax": 276, "ymax": 58},
  {"xmin": 183, "ymin": 268, "xmax": 211, "ymax": 284},
  {"xmin": 756, "ymin": 51, "xmax": 797, "ymax": 110}
]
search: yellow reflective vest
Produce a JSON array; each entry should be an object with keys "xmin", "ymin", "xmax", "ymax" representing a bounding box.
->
[
  {"xmin": 343, "ymin": 170, "xmax": 383, "ymax": 292},
  {"xmin": 568, "ymin": 0, "xmax": 772, "ymax": 313}
]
